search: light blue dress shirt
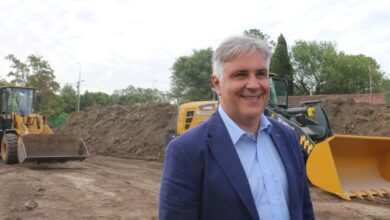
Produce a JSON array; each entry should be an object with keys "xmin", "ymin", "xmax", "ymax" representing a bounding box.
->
[{"xmin": 218, "ymin": 106, "xmax": 290, "ymax": 220}]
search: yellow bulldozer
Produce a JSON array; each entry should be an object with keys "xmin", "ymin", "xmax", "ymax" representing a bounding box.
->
[
  {"xmin": 166, "ymin": 75, "xmax": 390, "ymax": 200},
  {"xmin": 0, "ymin": 86, "xmax": 89, "ymax": 164}
]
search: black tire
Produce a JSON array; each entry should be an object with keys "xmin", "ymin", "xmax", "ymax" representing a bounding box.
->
[{"xmin": 1, "ymin": 133, "xmax": 19, "ymax": 164}]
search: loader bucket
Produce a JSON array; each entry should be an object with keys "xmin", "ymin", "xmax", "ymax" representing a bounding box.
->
[
  {"xmin": 306, "ymin": 134, "xmax": 390, "ymax": 200},
  {"xmin": 17, "ymin": 134, "xmax": 89, "ymax": 163}
]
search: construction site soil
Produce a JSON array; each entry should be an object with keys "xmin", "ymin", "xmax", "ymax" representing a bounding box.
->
[
  {"xmin": 56, "ymin": 99, "xmax": 390, "ymax": 161},
  {"xmin": 1, "ymin": 99, "xmax": 389, "ymax": 219}
]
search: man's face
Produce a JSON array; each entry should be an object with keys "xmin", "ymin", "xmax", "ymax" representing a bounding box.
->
[{"xmin": 211, "ymin": 50, "xmax": 270, "ymax": 125}]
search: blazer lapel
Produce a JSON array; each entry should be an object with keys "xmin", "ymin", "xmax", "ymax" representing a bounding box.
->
[
  {"xmin": 206, "ymin": 112, "xmax": 259, "ymax": 220},
  {"xmin": 269, "ymin": 127, "xmax": 299, "ymax": 215}
]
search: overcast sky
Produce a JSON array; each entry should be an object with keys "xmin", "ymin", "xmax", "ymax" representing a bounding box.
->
[{"xmin": 0, "ymin": 0, "xmax": 389, "ymax": 94}]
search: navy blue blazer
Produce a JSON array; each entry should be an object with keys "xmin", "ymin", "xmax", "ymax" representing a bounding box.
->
[{"xmin": 159, "ymin": 111, "xmax": 314, "ymax": 220}]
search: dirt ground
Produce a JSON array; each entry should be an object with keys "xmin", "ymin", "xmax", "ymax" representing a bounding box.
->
[
  {"xmin": 1, "ymin": 155, "xmax": 389, "ymax": 220},
  {"xmin": 1, "ymin": 100, "xmax": 390, "ymax": 219},
  {"xmin": 0, "ymin": 156, "xmax": 162, "ymax": 220}
]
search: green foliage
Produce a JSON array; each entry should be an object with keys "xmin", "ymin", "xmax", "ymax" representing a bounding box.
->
[
  {"xmin": 48, "ymin": 113, "xmax": 69, "ymax": 128},
  {"xmin": 291, "ymin": 41, "xmax": 386, "ymax": 95},
  {"xmin": 27, "ymin": 55, "xmax": 60, "ymax": 93},
  {"xmin": 111, "ymin": 85, "xmax": 169, "ymax": 106},
  {"xmin": 324, "ymin": 53, "xmax": 384, "ymax": 94},
  {"xmin": 60, "ymin": 84, "xmax": 77, "ymax": 113},
  {"xmin": 0, "ymin": 77, "xmax": 8, "ymax": 86},
  {"xmin": 291, "ymin": 41, "xmax": 338, "ymax": 95},
  {"xmin": 80, "ymin": 91, "xmax": 111, "ymax": 109},
  {"xmin": 270, "ymin": 34, "xmax": 294, "ymax": 94},
  {"xmin": 5, "ymin": 54, "xmax": 30, "ymax": 85},
  {"xmin": 243, "ymin": 29, "xmax": 275, "ymax": 48},
  {"xmin": 40, "ymin": 93, "xmax": 65, "ymax": 116},
  {"xmin": 170, "ymin": 48, "xmax": 213, "ymax": 103}
]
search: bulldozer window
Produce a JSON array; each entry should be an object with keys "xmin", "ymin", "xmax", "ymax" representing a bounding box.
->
[
  {"xmin": 269, "ymin": 78, "xmax": 288, "ymax": 108},
  {"xmin": 1, "ymin": 92, "xmax": 7, "ymax": 113},
  {"xmin": 11, "ymin": 89, "xmax": 33, "ymax": 115},
  {"xmin": 269, "ymin": 78, "xmax": 278, "ymax": 106}
]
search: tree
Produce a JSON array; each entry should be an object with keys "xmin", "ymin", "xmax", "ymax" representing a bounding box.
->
[
  {"xmin": 41, "ymin": 93, "xmax": 65, "ymax": 117},
  {"xmin": 322, "ymin": 53, "xmax": 384, "ymax": 94},
  {"xmin": 270, "ymin": 34, "xmax": 294, "ymax": 94},
  {"xmin": 80, "ymin": 91, "xmax": 111, "ymax": 110},
  {"xmin": 291, "ymin": 40, "xmax": 385, "ymax": 95},
  {"xmin": 170, "ymin": 48, "xmax": 213, "ymax": 103},
  {"xmin": 27, "ymin": 55, "xmax": 60, "ymax": 94},
  {"xmin": 5, "ymin": 54, "xmax": 30, "ymax": 85},
  {"xmin": 243, "ymin": 29, "xmax": 275, "ymax": 48},
  {"xmin": 0, "ymin": 77, "xmax": 8, "ymax": 86},
  {"xmin": 112, "ymin": 85, "xmax": 169, "ymax": 106},
  {"xmin": 6, "ymin": 54, "xmax": 61, "ymax": 116},
  {"xmin": 60, "ymin": 84, "xmax": 77, "ymax": 113},
  {"xmin": 291, "ymin": 41, "xmax": 338, "ymax": 95}
]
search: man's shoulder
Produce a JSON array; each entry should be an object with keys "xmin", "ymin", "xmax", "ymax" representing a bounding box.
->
[
  {"xmin": 165, "ymin": 114, "xmax": 218, "ymax": 163},
  {"xmin": 169, "ymin": 113, "xmax": 218, "ymax": 148},
  {"xmin": 267, "ymin": 116, "xmax": 295, "ymax": 136}
]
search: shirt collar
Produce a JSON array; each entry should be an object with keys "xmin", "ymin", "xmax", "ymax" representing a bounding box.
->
[{"xmin": 218, "ymin": 105, "xmax": 272, "ymax": 145}]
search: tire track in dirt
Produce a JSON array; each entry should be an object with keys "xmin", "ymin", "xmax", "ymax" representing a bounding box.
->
[
  {"xmin": 2, "ymin": 155, "xmax": 389, "ymax": 219},
  {"xmin": 0, "ymin": 156, "xmax": 161, "ymax": 219}
]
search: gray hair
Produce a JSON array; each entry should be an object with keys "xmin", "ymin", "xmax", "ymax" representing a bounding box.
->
[{"xmin": 212, "ymin": 36, "xmax": 272, "ymax": 79}]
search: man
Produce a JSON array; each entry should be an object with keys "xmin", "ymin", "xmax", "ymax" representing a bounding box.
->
[{"xmin": 159, "ymin": 36, "xmax": 314, "ymax": 220}]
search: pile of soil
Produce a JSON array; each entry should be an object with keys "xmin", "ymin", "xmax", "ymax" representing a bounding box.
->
[
  {"xmin": 55, "ymin": 103, "xmax": 177, "ymax": 161},
  {"xmin": 56, "ymin": 99, "xmax": 390, "ymax": 161},
  {"xmin": 321, "ymin": 98, "xmax": 390, "ymax": 137}
]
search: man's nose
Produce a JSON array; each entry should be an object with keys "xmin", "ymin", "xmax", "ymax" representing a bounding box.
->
[{"xmin": 245, "ymin": 74, "xmax": 260, "ymax": 90}]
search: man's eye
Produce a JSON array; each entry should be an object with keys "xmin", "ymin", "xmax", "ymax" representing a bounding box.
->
[
  {"xmin": 256, "ymin": 71, "xmax": 267, "ymax": 77},
  {"xmin": 234, "ymin": 72, "xmax": 246, "ymax": 77}
]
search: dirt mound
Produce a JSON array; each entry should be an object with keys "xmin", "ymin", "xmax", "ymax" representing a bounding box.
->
[
  {"xmin": 55, "ymin": 103, "xmax": 177, "ymax": 161},
  {"xmin": 56, "ymin": 100, "xmax": 390, "ymax": 162},
  {"xmin": 321, "ymin": 98, "xmax": 390, "ymax": 137}
]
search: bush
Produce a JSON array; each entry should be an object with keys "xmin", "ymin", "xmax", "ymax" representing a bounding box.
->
[{"xmin": 48, "ymin": 113, "xmax": 69, "ymax": 128}]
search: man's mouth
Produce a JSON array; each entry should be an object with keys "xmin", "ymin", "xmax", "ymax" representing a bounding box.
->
[{"xmin": 240, "ymin": 95, "xmax": 261, "ymax": 101}]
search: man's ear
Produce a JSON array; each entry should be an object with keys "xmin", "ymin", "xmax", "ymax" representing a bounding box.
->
[{"xmin": 211, "ymin": 74, "xmax": 222, "ymax": 96}]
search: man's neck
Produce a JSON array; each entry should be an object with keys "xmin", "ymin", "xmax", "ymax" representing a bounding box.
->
[
  {"xmin": 228, "ymin": 114, "xmax": 261, "ymax": 137},
  {"xmin": 239, "ymin": 119, "xmax": 260, "ymax": 137}
]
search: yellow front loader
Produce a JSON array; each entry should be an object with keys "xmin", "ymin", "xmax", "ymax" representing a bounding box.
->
[
  {"xmin": 168, "ymin": 76, "xmax": 390, "ymax": 200},
  {"xmin": 0, "ymin": 86, "xmax": 89, "ymax": 164}
]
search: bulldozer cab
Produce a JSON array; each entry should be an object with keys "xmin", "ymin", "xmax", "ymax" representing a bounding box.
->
[
  {"xmin": 1, "ymin": 87, "xmax": 35, "ymax": 116},
  {"xmin": 176, "ymin": 101, "xmax": 218, "ymax": 135},
  {"xmin": 0, "ymin": 86, "xmax": 89, "ymax": 164},
  {"xmin": 268, "ymin": 76, "xmax": 288, "ymax": 108}
]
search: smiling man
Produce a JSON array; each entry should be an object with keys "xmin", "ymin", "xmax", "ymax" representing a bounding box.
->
[{"xmin": 159, "ymin": 36, "xmax": 314, "ymax": 220}]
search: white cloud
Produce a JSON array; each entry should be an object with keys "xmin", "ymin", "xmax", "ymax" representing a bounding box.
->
[{"xmin": 0, "ymin": 0, "xmax": 389, "ymax": 94}]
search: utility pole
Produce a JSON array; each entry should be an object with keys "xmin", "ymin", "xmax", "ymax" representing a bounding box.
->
[{"xmin": 77, "ymin": 63, "xmax": 82, "ymax": 112}]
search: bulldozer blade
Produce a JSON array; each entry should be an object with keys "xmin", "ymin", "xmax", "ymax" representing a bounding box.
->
[
  {"xmin": 306, "ymin": 134, "xmax": 390, "ymax": 200},
  {"xmin": 17, "ymin": 134, "xmax": 89, "ymax": 163}
]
